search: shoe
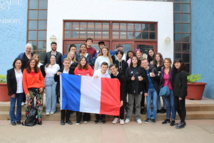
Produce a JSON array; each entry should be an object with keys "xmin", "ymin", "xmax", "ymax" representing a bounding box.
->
[
  {"xmin": 101, "ymin": 120, "xmax": 106, "ymax": 124},
  {"xmin": 94, "ymin": 120, "xmax": 99, "ymax": 124},
  {"xmin": 21, "ymin": 102, "xmax": 25, "ymax": 106},
  {"xmin": 160, "ymin": 108, "xmax": 166, "ymax": 113},
  {"xmin": 112, "ymin": 117, "xmax": 119, "ymax": 124},
  {"xmin": 141, "ymin": 108, "xmax": 146, "ymax": 115},
  {"xmin": 76, "ymin": 123, "xmax": 80, "ymax": 125},
  {"xmin": 170, "ymin": 120, "xmax": 176, "ymax": 126},
  {"xmin": 66, "ymin": 120, "xmax": 73, "ymax": 125},
  {"xmin": 11, "ymin": 122, "xmax": 16, "ymax": 126},
  {"xmin": 46, "ymin": 112, "xmax": 50, "ymax": 115},
  {"xmin": 125, "ymin": 119, "xmax": 130, "ymax": 124},
  {"xmin": 151, "ymin": 119, "xmax": 156, "ymax": 123},
  {"xmin": 157, "ymin": 109, "xmax": 161, "ymax": 114},
  {"xmin": 120, "ymin": 119, "xmax": 125, "ymax": 125},
  {"xmin": 162, "ymin": 119, "xmax": 170, "ymax": 124},
  {"xmin": 136, "ymin": 119, "xmax": 142, "ymax": 124},
  {"xmin": 145, "ymin": 118, "xmax": 150, "ymax": 123},
  {"xmin": 83, "ymin": 121, "xmax": 88, "ymax": 124},
  {"xmin": 50, "ymin": 112, "xmax": 54, "ymax": 115},
  {"xmin": 176, "ymin": 122, "xmax": 185, "ymax": 129},
  {"xmin": 60, "ymin": 120, "xmax": 65, "ymax": 125},
  {"xmin": 38, "ymin": 121, "xmax": 42, "ymax": 125},
  {"xmin": 16, "ymin": 121, "xmax": 22, "ymax": 125}
]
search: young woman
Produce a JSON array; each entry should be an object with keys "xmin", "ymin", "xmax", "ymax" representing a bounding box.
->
[
  {"xmin": 76, "ymin": 44, "xmax": 93, "ymax": 67},
  {"xmin": 125, "ymin": 56, "xmax": 147, "ymax": 124},
  {"xmin": 45, "ymin": 55, "xmax": 60, "ymax": 115},
  {"xmin": 173, "ymin": 59, "xmax": 187, "ymax": 129},
  {"xmin": 74, "ymin": 57, "xmax": 93, "ymax": 125},
  {"xmin": 126, "ymin": 51, "xmax": 135, "ymax": 67},
  {"xmin": 67, "ymin": 51, "xmax": 78, "ymax": 73},
  {"xmin": 23, "ymin": 58, "xmax": 44, "ymax": 125},
  {"xmin": 153, "ymin": 53, "xmax": 166, "ymax": 113},
  {"xmin": 160, "ymin": 58, "xmax": 176, "ymax": 126},
  {"xmin": 148, "ymin": 49, "xmax": 155, "ymax": 64},
  {"xmin": 33, "ymin": 53, "xmax": 43, "ymax": 68},
  {"xmin": 114, "ymin": 50, "xmax": 128, "ymax": 75},
  {"xmin": 94, "ymin": 46, "xmax": 112, "ymax": 72},
  {"xmin": 61, "ymin": 44, "xmax": 77, "ymax": 63},
  {"xmin": 135, "ymin": 49, "xmax": 147, "ymax": 61},
  {"xmin": 54, "ymin": 58, "xmax": 74, "ymax": 125},
  {"xmin": 7, "ymin": 58, "xmax": 24, "ymax": 126}
]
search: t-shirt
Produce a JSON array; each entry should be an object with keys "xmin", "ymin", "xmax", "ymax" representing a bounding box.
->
[
  {"xmin": 45, "ymin": 64, "xmax": 60, "ymax": 77},
  {"xmin": 93, "ymin": 69, "xmax": 110, "ymax": 78}
]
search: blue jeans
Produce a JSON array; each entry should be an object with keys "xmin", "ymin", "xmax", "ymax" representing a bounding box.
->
[
  {"xmin": 163, "ymin": 90, "xmax": 176, "ymax": 120},
  {"xmin": 146, "ymin": 88, "xmax": 158, "ymax": 119},
  {"xmin": 9, "ymin": 93, "xmax": 24, "ymax": 123},
  {"xmin": 45, "ymin": 77, "xmax": 57, "ymax": 113}
]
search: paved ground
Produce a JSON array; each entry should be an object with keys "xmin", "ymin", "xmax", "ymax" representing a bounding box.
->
[{"xmin": 0, "ymin": 120, "xmax": 213, "ymax": 143}]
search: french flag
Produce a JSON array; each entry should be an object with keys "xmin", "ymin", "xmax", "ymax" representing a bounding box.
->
[{"xmin": 60, "ymin": 73, "xmax": 121, "ymax": 116}]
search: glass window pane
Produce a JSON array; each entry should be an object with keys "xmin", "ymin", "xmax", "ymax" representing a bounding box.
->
[
  {"xmin": 113, "ymin": 32, "xmax": 119, "ymax": 39},
  {"xmin": 182, "ymin": 43, "xmax": 190, "ymax": 52},
  {"xmin": 120, "ymin": 32, "xmax": 126, "ymax": 39},
  {"xmin": 135, "ymin": 24, "xmax": 141, "ymax": 31},
  {"xmin": 174, "ymin": 24, "xmax": 181, "ymax": 32},
  {"xmin": 39, "ymin": 0, "xmax": 47, "ymax": 9},
  {"xmin": 88, "ymin": 22, "xmax": 94, "ymax": 30},
  {"xmin": 174, "ymin": 33, "xmax": 182, "ymax": 42},
  {"xmin": 65, "ymin": 31, "xmax": 72, "ymax": 38},
  {"xmin": 72, "ymin": 22, "xmax": 79, "ymax": 30},
  {"xmin": 95, "ymin": 23, "xmax": 101, "ymax": 30},
  {"xmin": 28, "ymin": 31, "xmax": 37, "ymax": 40},
  {"xmin": 174, "ymin": 43, "xmax": 181, "ymax": 52},
  {"xmin": 38, "ymin": 41, "xmax": 46, "ymax": 50},
  {"xmin": 174, "ymin": 53, "xmax": 181, "ymax": 59},
  {"xmin": 182, "ymin": 4, "xmax": 190, "ymax": 13},
  {"xmin": 29, "ymin": 21, "xmax": 37, "ymax": 29},
  {"xmin": 65, "ymin": 22, "xmax": 72, "ymax": 30},
  {"xmin": 72, "ymin": 31, "xmax": 79, "ymax": 38},
  {"xmin": 87, "ymin": 31, "xmax": 94, "ymax": 38},
  {"xmin": 38, "ymin": 31, "xmax": 46, "ymax": 40},
  {"xmin": 183, "ymin": 54, "xmax": 190, "ymax": 63},
  {"xmin": 142, "ymin": 24, "xmax": 149, "ymax": 31},
  {"xmin": 113, "ymin": 23, "xmax": 119, "ymax": 30},
  {"xmin": 102, "ymin": 32, "xmax": 109, "ymax": 39},
  {"xmin": 38, "ymin": 20, "xmax": 47, "ymax": 29},
  {"xmin": 128, "ymin": 32, "xmax": 134, "ymax": 39},
  {"xmin": 135, "ymin": 32, "xmax": 141, "ymax": 39},
  {"xmin": 120, "ymin": 23, "xmax": 126, "ymax": 31},
  {"xmin": 174, "ymin": 4, "xmax": 181, "ymax": 12},
  {"xmin": 28, "ymin": 41, "xmax": 37, "ymax": 50},
  {"xmin": 80, "ymin": 31, "xmax": 86, "ymax": 39},
  {"xmin": 38, "ymin": 51, "xmax": 46, "ymax": 62},
  {"xmin": 29, "ymin": 0, "xmax": 38, "ymax": 9},
  {"xmin": 182, "ymin": 34, "xmax": 190, "ymax": 42},
  {"xmin": 29, "ymin": 10, "xmax": 38, "ymax": 19},
  {"xmin": 149, "ymin": 24, "xmax": 156, "ymax": 31},
  {"xmin": 174, "ymin": 14, "xmax": 181, "ymax": 22},
  {"xmin": 127, "ymin": 23, "xmax": 134, "ymax": 31},
  {"xmin": 185, "ymin": 64, "xmax": 190, "ymax": 73},
  {"xmin": 182, "ymin": 0, "xmax": 190, "ymax": 2},
  {"xmin": 142, "ymin": 32, "xmax": 148, "ymax": 39},
  {"xmin": 149, "ymin": 32, "xmax": 156, "ymax": 39},
  {"xmin": 182, "ymin": 14, "xmax": 190, "ymax": 23},
  {"xmin": 39, "ymin": 10, "xmax": 47, "ymax": 19},
  {"xmin": 95, "ymin": 31, "xmax": 101, "ymax": 38},
  {"xmin": 182, "ymin": 24, "xmax": 190, "ymax": 32},
  {"xmin": 80, "ymin": 22, "xmax": 87, "ymax": 30},
  {"xmin": 103, "ymin": 23, "xmax": 109, "ymax": 30}
]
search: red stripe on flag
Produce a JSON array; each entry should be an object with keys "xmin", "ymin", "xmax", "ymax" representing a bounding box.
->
[{"xmin": 100, "ymin": 78, "xmax": 120, "ymax": 116}]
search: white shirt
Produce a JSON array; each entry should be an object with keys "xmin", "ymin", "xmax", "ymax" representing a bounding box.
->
[
  {"xmin": 38, "ymin": 62, "xmax": 43, "ymax": 68},
  {"xmin": 93, "ymin": 69, "xmax": 110, "ymax": 78},
  {"xmin": 45, "ymin": 64, "xmax": 60, "ymax": 77},
  {"xmin": 94, "ymin": 56, "xmax": 111, "ymax": 72},
  {"xmin": 14, "ymin": 69, "xmax": 23, "ymax": 93},
  {"xmin": 63, "ymin": 69, "xmax": 69, "ymax": 74}
]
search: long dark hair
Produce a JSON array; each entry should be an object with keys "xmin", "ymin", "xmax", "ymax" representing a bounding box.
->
[
  {"xmin": 130, "ymin": 56, "xmax": 140, "ymax": 67},
  {"xmin": 26, "ymin": 58, "xmax": 40, "ymax": 73},
  {"xmin": 77, "ymin": 57, "xmax": 89, "ymax": 70},
  {"xmin": 126, "ymin": 50, "xmax": 135, "ymax": 62},
  {"xmin": 148, "ymin": 49, "xmax": 155, "ymax": 62},
  {"xmin": 172, "ymin": 59, "xmax": 186, "ymax": 74},
  {"xmin": 153, "ymin": 53, "xmax": 164, "ymax": 67},
  {"xmin": 12, "ymin": 58, "xmax": 22, "ymax": 68}
]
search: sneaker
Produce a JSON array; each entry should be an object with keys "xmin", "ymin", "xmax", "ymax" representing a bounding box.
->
[
  {"xmin": 125, "ymin": 119, "xmax": 130, "ymax": 124},
  {"xmin": 16, "ymin": 121, "xmax": 22, "ymax": 125},
  {"xmin": 76, "ymin": 123, "xmax": 80, "ymax": 125},
  {"xmin": 120, "ymin": 119, "xmax": 125, "ymax": 125},
  {"xmin": 151, "ymin": 119, "xmax": 156, "ymax": 123},
  {"xmin": 46, "ymin": 112, "xmax": 50, "ymax": 115},
  {"xmin": 66, "ymin": 120, "xmax": 73, "ymax": 125},
  {"xmin": 94, "ymin": 120, "xmax": 99, "ymax": 124},
  {"xmin": 145, "ymin": 118, "xmax": 150, "ymax": 123},
  {"xmin": 170, "ymin": 120, "xmax": 176, "ymax": 126},
  {"xmin": 21, "ymin": 102, "xmax": 25, "ymax": 106},
  {"xmin": 60, "ymin": 120, "xmax": 65, "ymax": 125},
  {"xmin": 83, "ymin": 121, "xmax": 88, "ymax": 124},
  {"xmin": 11, "ymin": 122, "xmax": 16, "ymax": 126},
  {"xmin": 37, "ymin": 121, "xmax": 42, "ymax": 125},
  {"xmin": 162, "ymin": 119, "xmax": 170, "ymax": 124},
  {"xmin": 136, "ymin": 119, "xmax": 142, "ymax": 124},
  {"xmin": 101, "ymin": 120, "xmax": 106, "ymax": 124},
  {"xmin": 176, "ymin": 122, "xmax": 185, "ymax": 129},
  {"xmin": 160, "ymin": 108, "xmax": 166, "ymax": 113},
  {"xmin": 50, "ymin": 112, "xmax": 54, "ymax": 115},
  {"xmin": 112, "ymin": 118, "xmax": 119, "ymax": 124}
]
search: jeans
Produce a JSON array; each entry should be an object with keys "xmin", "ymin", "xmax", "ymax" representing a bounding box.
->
[
  {"xmin": 163, "ymin": 90, "xmax": 176, "ymax": 120},
  {"xmin": 126, "ymin": 94, "xmax": 142, "ymax": 120},
  {"xmin": 146, "ymin": 88, "xmax": 158, "ymax": 119},
  {"xmin": 45, "ymin": 77, "xmax": 57, "ymax": 113},
  {"xmin": 9, "ymin": 93, "xmax": 24, "ymax": 123}
]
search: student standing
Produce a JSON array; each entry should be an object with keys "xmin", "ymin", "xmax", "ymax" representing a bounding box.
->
[
  {"xmin": 93, "ymin": 62, "xmax": 110, "ymax": 124},
  {"xmin": 7, "ymin": 58, "xmax": 24, "ymax": 126},
  {"xmin": 76, "ymin": 44, "xmax": 93, "ymax": 67},
  {"xmin": 173, "ymin": 59, "xmax": 187, "ymax": 129},
  {"xmin": 114, "ymin": 50, "xmax": 128, "ymax": 75},
  {"xmin": 147, "ymin": 49, "xmax": 155, "ymax": 64}
]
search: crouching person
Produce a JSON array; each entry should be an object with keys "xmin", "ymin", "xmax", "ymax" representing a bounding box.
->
[{"xmin": 109, "ymin": 64, "xmax": 126, "ymax": 125}]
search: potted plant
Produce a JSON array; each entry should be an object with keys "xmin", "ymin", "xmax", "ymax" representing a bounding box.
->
[
  {"xmin": 186, "ymin": 74, "xmax": 206, "ymax": 100},
  {"xmin": 0, "ymin": 75, "xmax": 10, "ymax": 102}
]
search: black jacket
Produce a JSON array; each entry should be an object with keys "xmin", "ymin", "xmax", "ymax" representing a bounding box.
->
[
  {"xmin": 44, "ymin": 51, "xmax": 62, "ymax": 67},
  {"xmin": 114, "ymin": 60, "xmax": 128, "ymax": 75},
  {"xmin": 159, "ymin": 67, "xmax": 174, "ymax": 88},
  {"xmin": 125, "ymin": 66, "xmax": 148, "ymax": 95},
  {"xmin": 173, "ymin": 70, "xmax": 187, "ymax": 98},
  {"xmin": 111, "ymin": 72, "xmax": 126, "ymax": 102},
  {"xmin": 7, "ymin": 68, "xmax": 24, "ymax": 96},
  {"xmin": 145, "ymin": 65, "xmax": 160, "ymax": 92}
]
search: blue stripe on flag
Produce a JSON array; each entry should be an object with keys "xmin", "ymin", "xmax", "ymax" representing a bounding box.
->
[{"xmin": 61, "ymin": 73, "xmax": 81, "ymax": 111}]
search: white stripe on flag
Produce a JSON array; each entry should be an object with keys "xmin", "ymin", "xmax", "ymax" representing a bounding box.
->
[{"xmin": 80, "ymin": 76, "xmax": 101, "ymax": 113}]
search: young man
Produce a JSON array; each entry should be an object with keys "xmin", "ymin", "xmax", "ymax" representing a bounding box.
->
[
  {"xmin": 112, "ymin": 44, "xmax": 126, "ymax": 63},
  {"xmin": 110, "ymin": 64, "xmax": 126, "ymax": 125},
  {"xmin": 93, "ymin": 62, "xmax": 110, "ymax": 124},
  {"xmin": 141, "ymin": 58, "xmax": 159, "ymax": 123},
  {"xmin": 114, "ymin": 50, "xmax": 128, "ymax": 75},
  {"xmin": 44, "ymin": 42, "xmax": 62, "ymax": 67},
  {"xmin": 82, "ymin": 38, "xmax": 97, "ymax": 59}
]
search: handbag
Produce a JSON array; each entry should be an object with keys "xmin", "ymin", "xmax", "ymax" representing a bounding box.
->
[{"xmin": 159, "ymin": 86, "xmax": 170, "ymax": 97}]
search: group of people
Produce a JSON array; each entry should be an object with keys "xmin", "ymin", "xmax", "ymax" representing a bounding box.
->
[{"xmin": 7, "ymin": 38, "xmax": 187, "ymax": 129}]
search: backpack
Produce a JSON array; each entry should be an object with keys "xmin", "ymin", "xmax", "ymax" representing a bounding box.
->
[{"xmin": 23, "ymin": 107, "xmax": 38, "ymax": 126}]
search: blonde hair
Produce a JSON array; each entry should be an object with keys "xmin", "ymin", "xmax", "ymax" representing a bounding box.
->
[
  {"xmin": 67, "ymin": 51, "xmax": 77, "ymax": 62},
  {"xmin": 63, "ymin": 57, "xmax": 71, "ymax": 63},
  {"xmin": 98, "ymin": 46, "xmax": 112, "ymax": 63}
]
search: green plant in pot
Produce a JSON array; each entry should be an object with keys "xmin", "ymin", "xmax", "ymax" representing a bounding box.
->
[
  {"xmin": 0, "ymin": 74, "xmax": 10, "ymax": 101},
  {"xmin": 186, "ymin": 74, "xmax": 206, "ymax": 100},
  {"xmin": 0, "ymin": 75, "xmax": 7, "ymax": 83}
]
